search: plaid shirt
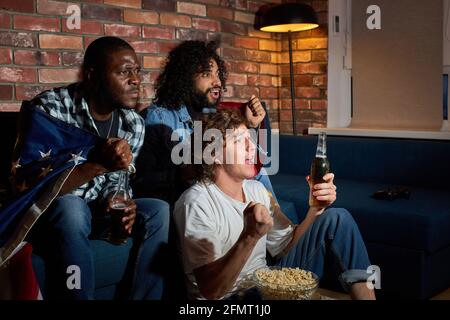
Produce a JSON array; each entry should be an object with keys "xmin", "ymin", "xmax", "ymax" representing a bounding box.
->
[{"xmin": 27, "ymin": 83, "xmax": 145, "ymax": 202}]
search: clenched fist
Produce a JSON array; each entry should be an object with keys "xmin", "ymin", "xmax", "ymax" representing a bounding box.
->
[
  {"xmin": 93, "ymin": 138, "xmax": 132, "ymax": 172},
  {"xmin": 242, "ymin": 201, "xmax": 273, "ymax": 241}
]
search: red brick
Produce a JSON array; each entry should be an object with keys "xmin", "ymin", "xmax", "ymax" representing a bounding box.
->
[
  {"xmin": 207, "ymin": 7, "xmax": 233, "ymax": 20},
  {"xmin": 14, "ymin": 15, "xmax": 59, "ymax": 32},
  {"xmin": 159, "ymin": 41, "xmax": 178, "ymax": 54},
  {"xmin": 143, "ymin": 26, "xmax": 174, "ymax": 39},
  {"xmin": 104, "ymin": 0, "xmax": 142, "ymax": 9},
  {"xmin": 176, "ymin": 29, "xmax": 207, "ymax": 41},
  {"xmin": 260, "ymin": 64, "xmax": 278, "ymax": 75},
  {"xmin": 129, "ymin": 41, "xmax": 159, "ymax": 54},
  {"xmin": 0, "ymin": 103, "xmax": 21, "ymax": 112},
  {"xmin": 0, "ymin": 67, "xmax": 36, "ymax": 83},
  {"xmin": 295, "ymin": 63, "xmax": 327, "ymax": 75},
  {"xmin": 82, "ymin": 4, "xmax": 122, "ymax": 22},
  {"xmin": 260, "ymin": 87, "xmax": 278, "ymax": 99},
  {"xmin": 234, "ymin": 11, "xmax": 253, "ymax": 24},
  {"xmin": 142, "ymin": 0, "xmax": 175, "ymax": 12},
  {"xmin": 37, "ymin": 0, "xmax": 75, "ymax": 15},
  {"xmin": 15, "ymin": 85, "xmax": 52, "ymax": 100},
  {"xmin": 296, "ymin": 38, "xmax": 328, "ymax": 50},
  {"xmin": 192, "ymin": 18, "xmax": 219, "ymax": 32},
  {"xmin": 40, "ymin": 34, "xmax": 83, "ymax": 50},
  {"xmin": 160, "ymin": 13, "xmax": 191, "ymax": 28},
  {"xmin": 105, "ymin": 24, "xmax": 141, "ymax": 38},
  {"xmin": 312, "ymin": 1, "xmax": 328, "ymax": 13},
  {"xmin": 259, "ymin": 39, "xmax": 279, "ymax": 51},
  {"xmin": 248, "ymin": 1, "xmax": 262, "ymax": 13},
  {"xmin": 14, "ymin": 50, "xmax": 60, "ymax": 66},
  {"xmin": 296, "ymin": 87, "xmax": 321, "ymax": 98},
  {"xmin": 223, "ymin": 48, "xmax": 246, "ymax": 60},
  {"xmin": 298, "ymin": 110, "xmax": 326, "ymax": 122},
  {"xmin": 0, "ymin": 31, "xmax": 36, "ymax": 48},
  {"xmin": 279, "ymin": 51, "xmax": 311, "ymax": 63},
  {"xmin": 84, "ymin": 36, "xmax": 100, "ymax": 48},
  {"xmin": 62, "ymin": 52, "xmax": 84, "ymax": 67},
  {"xmin": 247, "ymin": 75, "xmax": 273, "ymax": 87},
  {"xmin": 234, "ymin": 86, "xmax": 259, "ymax": 99},
  {"xmin": 313, "ymin": 75, "xmax": 327, "ymax": 86},
  {"xmin": 124, "ymin": 10, "xmax": 159, "ymax": 25},
  {"xmin": 234, "ymin": 37, "xmax": 258, "ymax": 49},
  {"xmin": 312, "ymin": 100, "xmax": 327, "ymax": 110},
  {"xmin": 312, "ymin": 26, "xmax": 328, "ymax": 37},
  {"xmin": 0, "ymin": 48, "xmax": 12, "ymax": 64},
  {"xmin": 0, "ymin": 12, "xmax": 11, "ymax": 28},
  {"xmin": 221, "ymin": 21, "xmax": 246, "ymax": 35},
  {"xmin": 177, "ymin": 2, "xmax": 206, "ymax": 16},
  {"xmin": 247, "ymin": 29, "xmax": 272, "ymax": 39},
  {"xmin": 282, "ymin": 75, "xmax": 313, "ymax": 87},
  {"xmin": 195, "ymin": 0, "xmax": 219, "ymax": 4},
  {"xmin": 312, "ymin": 50, "xmax": 327, "ymax": 62},
  {"xmin": 235, "ymin": 0, "xmax": 248, "ymax": 10},
  {"xmin": 281, "ymin": 99, "xmax": 310, "ymax": 110},
  {"xmin": 227, "ymin": 73, "xmax": 247, "ymax": 85},
  {"xmin": 0, "ymin": 85, "xmax": 13, "ymax": 100},
  {"xmin": 143, "ymin": 56, "xmax": 165, "ymax": 69},
  {"xmin": 246, "ymin": 50, "xmax": 271, "ymax": 63},
  {"xmin": 231, "ymin": 61, "xmax": 258, "ymax": 74},
  {"xmin": 0, "ymin": 0, "xmax": 34, "ymax": 13},
  {"xmin": 39, "ymin": 68, "xmax": 79, "ymax": 83},
  {"xmin": 62, "ymin": 19, "xmax": 103, "ymax": 35}
]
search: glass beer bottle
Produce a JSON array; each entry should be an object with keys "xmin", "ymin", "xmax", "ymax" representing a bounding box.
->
[
  {"xmin": 108, "ymin": 170, "xmax": 130, "ymax": 245},
  {"xmin": 309, "ymin": 132, "xmax": 330, "ymax": 207}
]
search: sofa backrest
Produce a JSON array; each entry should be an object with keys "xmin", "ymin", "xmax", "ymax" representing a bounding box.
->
[{"xmin": 278, "ymin": 135, "xmax": 450, "ymax": 188}]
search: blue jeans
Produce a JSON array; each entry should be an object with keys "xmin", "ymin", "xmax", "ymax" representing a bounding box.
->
[
  {"xmin": 30, "ymin": 194, "xmax": 169, "ymax": 300},
  {"xmin": 271, "ymin": 208, "xmax": 371, "ymax": 292}
]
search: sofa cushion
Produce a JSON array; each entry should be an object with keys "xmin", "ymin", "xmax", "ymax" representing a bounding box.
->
[{"xmin": 271, "ymin": 173, "xmax": 450, "ymax": 253}]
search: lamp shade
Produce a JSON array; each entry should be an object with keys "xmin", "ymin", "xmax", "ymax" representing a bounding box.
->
[{"xmin": 258, "ymin": 3, "xmax": 319, "ymax": 33}]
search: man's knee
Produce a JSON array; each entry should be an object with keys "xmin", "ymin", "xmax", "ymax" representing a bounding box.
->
[
  {"xmin": 319, "ymin": 208, "xmax": 355, "ymax": 230},
  {"xmin": 135, "ymin": 198, "xmax": 170, "ymax": 236},
  {"xmin": 46, "ymin": 194, "xmax": 91, "ymax": 234}
]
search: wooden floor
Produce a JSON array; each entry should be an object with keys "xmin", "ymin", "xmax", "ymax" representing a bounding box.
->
[{"xmin": 315, "ymin": 287, "xmax": 450, "ymax": 300}]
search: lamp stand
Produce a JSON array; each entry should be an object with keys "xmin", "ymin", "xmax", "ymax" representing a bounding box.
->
[{"xmin": 288, "ymin": 30, "xmax": 297, "ymax": 135}]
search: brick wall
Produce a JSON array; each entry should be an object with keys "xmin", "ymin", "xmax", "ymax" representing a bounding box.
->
[{"xmin": 0, "ymin": 0, "xmax": 328, "ymax": 134}]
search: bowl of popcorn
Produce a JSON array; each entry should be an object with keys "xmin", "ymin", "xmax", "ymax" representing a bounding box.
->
[{"xmin": 253, "ymin": 267, "xmax": 319, "ymax": 300}]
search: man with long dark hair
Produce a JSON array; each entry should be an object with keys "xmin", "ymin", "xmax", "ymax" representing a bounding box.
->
[
  {"xmin": 12, "ymin": 37, "xmax": 169, "ymax": 299},
  {"xmin": 133, "ymin": 40, "xmax": 272, "ymax": 206}
]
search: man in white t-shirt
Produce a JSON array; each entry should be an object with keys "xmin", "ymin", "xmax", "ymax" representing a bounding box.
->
[{"xmin": 173, "ymin": 109, "xmax": 375, "ymax": 300}]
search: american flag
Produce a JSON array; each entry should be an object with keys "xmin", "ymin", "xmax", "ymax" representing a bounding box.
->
[{"xmin": 0, "ymin": 101, "xmax": 102, "ymax": 299}]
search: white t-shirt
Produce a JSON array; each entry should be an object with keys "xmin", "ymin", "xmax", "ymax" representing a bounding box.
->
[{"xmin": 173, "ymin": 179, "xmax": 294, "ymax": 299}]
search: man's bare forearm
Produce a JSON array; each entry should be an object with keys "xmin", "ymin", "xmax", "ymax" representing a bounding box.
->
[
  {"xmin": 193, "ymin": 234, "xmax": 259, "ymax": 299},
  {"xmin": 58, "ymin": 162, "xmax": 107, "ymax": 196},
  {"xmin": 280, "ymin": 207, "xmax": 324, "ymax": 256}
]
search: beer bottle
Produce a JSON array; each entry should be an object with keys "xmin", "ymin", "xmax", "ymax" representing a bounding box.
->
[
  {"xmin": 309, "ymin": 132, "xmax": 330, "ymax": 207},
  {"xmin": 108, "ymin": 171, "xmax": 130, "ymax": 245}
]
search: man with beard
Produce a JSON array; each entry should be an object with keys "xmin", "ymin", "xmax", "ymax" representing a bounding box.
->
[
  {"xmin": 20, "ymin": 37, "xmax": 169, "ymax": 299},
  {"xmin": 133, "ymin": 40, "xmax": 274, "ymax": 206}
]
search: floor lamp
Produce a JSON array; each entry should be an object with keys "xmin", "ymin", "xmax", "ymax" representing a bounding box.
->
[{"xmin": 258, "ymin": 3, "xmax": 319, "ymax": 135}]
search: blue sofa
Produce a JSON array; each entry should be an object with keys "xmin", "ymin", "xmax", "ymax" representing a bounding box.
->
[{"xmin": 271, "ymin": 134, "xmax": 450, "ymax": 299}]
